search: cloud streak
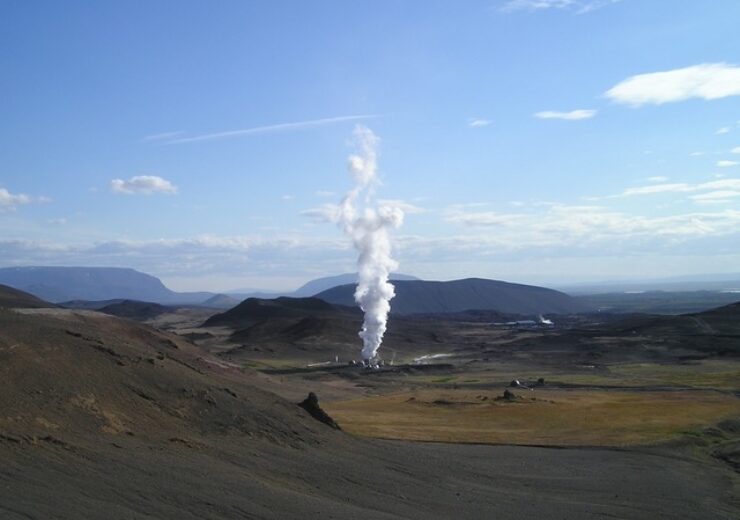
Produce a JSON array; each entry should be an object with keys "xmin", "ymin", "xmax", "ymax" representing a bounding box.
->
[
  {"xmin": 0, "ymin": 187, "xmax": 49, "ymax": 212},
  {"xmin": 0, "ymin": 188, "xmax": 32, "ymax": 212},
  {"xmin": 142, "ymin": 131, "xmax": 185, "ymax": 142},
  {"xmin": 166, "ymin": 115, "xmax": 379, "ymax": 144},
  {"xmin": 468, "ymin": 118, "xmax": 491, "ymax": 127},
  {"xmin": 717, "ymin": 160, "xmax": 739, "ymax": 167},
  {"xmin": 111, "ymin": 175, "xmax": 178, "ymax": 195},
  {"xmin": 534, "ymin": 109, "xmax": 597, "ymax": 120},
  {"xmin": 605, "ymin": 63, "xmax": 740, "ymax": 106},
  {"xmin": 501, "ymin": 0, "xmax": 620, "ymax": 14}
]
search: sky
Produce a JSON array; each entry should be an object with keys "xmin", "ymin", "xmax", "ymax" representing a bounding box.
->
[{"xmin": 2, "ymin": 0, "xmax": 740, "ymax": 292}]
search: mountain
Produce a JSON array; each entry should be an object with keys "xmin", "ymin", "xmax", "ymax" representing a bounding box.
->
[
  {"xmin": 97, "ymin": 300, "xmax": 170, "ymax": 321},
  {"xmin": 204, "ymin": 296, "xmax": 340, "ymax": 328},
  {"xmin": 201, "ymin": 293, "xmax": 242, "ymax": 309},
  {"xmin": 291, "ymin": 272, "xmax": 419, "ymax": 297},
  {"xmin": 227, "ymin": 273, "xmax": 419, "ymax": 299},
  {"xmin": 608, "ymin": 301, "xmax": 740, "ymax": 338},
  {"xmin": 0, "ymin": 266, "xmax": 213, "ymax": 304},
  {"xmin": 316, "ymin": 278, "xmax": 590, "ymax": 315},
  {"xmin": 0, "ymin": 284, "xmax": 55, "ymax": 308},
  {"xmin": 560, "ymin": 273, "xmax": 740, "ymax": 294}
]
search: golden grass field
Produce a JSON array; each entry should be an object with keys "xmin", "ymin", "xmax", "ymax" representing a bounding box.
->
[{"xmin": 325, "ymin": 387, "xmax": 740, "ymax": 447}]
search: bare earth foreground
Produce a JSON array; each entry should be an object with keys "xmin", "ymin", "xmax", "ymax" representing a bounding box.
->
[{"xmin": 1, "ymin": 299, "xmax": 739, "ymax": 518}]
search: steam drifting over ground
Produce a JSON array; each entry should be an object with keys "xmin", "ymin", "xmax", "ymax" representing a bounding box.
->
[{"xmin": 337, "ymin": 126, "xmax": 404, "ymax": 361}]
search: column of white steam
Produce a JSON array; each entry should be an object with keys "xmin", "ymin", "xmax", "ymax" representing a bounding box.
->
[{"xmin": 337, "ymin": 125, "xmax": 403, "ymax": 361}]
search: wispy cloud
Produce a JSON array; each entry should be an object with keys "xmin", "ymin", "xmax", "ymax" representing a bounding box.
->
[
  {"xmin": 301, "ymin": 203, "xmax": 340, "ymax": 223},
  {"xmin": 732, "ymin": 146, "xmax": 740, "ymax": 154},
  {"xmin": 166, "ymin": 115, "xmax": 379, "ymax": 144},
  {"xmin": 142, "ymin": 131, "xmax": 185, "ymax": 142},
  {"xmin": 0, "ymin": 235, "xmax": 347, "ymax": 281},
  {"xmin": 500, "ymin": 0, "xmax": 620, "ymax": 14},
  {"xmin": 718, "ymin": 160, "xmax": 739, "ymax": 167},
  {"xmin": 0, "ymin": 187, "xmax": 32, "ymax": 212},
  {"xmin": 111, "ymin": 175, "xmax": 178, "ymax": 195},
  {"xmin": 616, "ymin": 178, "xmax": 740, "ymax": 204},
  {"xmin": 443, "ymin": 203, "xmax": 740, "ymax": 249},
  {"xmin": 468, "ymin": 118, "xmax": 492, "ymax": 128},
  {"xmin": 690, "ymin": 190, "xmax": 740, "ymax": 204},
  {"xmin": 0, "ymin": 187, "xmax": 49, "ymax": 212},
  {"xmin": 315, "ymin": 190, "xmax": 336, "ymax": 197},
  {"xmin": 716, "ymin": 127, "xmax": 731, "ymax": 135},
  {"xmin": 606, "ymin": 63, "xmax": 740, "ymax": 106},
  {"xmin": 534, "ymin": 109, "xmax": 597, "ymax": 120},
  {"xmin": 646, "ymin": 176, "xmax": 668, "ymax": 183},
  {"xmin": 621, "ymin": 183, "xmax": 693, "ymax": 196}
]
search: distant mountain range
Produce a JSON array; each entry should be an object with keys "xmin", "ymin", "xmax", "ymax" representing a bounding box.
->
[
  {"xmin": 0, "ymin": 267, "xmax": 211, "ymax": 304},
  {"xmin": 559, "ymin": 273, "xmax": 740, "ymax": 294},
  {"xmin": 227, "ymin": 272, "xmax": 419, "ymax": 299},
  {"xmin": 0, "ymin": 267, "xmax": 420, "ymax": 307},
  {"xmin": 316, "ymin": 278, "xmax": 590, "ymax": 315},
  {"xmin": 4, "ymin": 266, "xmax": 732, "ymax": 317}
]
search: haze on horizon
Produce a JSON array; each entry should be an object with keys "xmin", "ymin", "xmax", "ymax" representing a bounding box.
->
[{"xmin": 2, "ymin": 1, "xmax": 740, "ymax": 292}]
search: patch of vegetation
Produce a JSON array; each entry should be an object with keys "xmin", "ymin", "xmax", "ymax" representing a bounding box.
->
[{"xmin": 326, "ymin": 388, "xmax": 740, "ymax": 447}]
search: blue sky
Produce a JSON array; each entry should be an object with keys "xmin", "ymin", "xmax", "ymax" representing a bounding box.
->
[{"xmin": 2, "ymin": 0, "xmax": 740, "ymax": 291}]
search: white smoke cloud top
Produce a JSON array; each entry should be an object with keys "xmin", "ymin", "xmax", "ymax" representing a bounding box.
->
[{"xmin": 337, "ymin": 125, "xmax": 404, "ymax": 360}]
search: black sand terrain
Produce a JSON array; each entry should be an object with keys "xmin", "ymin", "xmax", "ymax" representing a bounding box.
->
[{"xmin": 1, "ymin": 287, "xmax": 739, "ymax": 518}]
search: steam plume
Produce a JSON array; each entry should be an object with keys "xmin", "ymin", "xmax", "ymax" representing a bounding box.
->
[{"xmin": 338, "ymin": 126, "xmax": 404, "ymax": 361}]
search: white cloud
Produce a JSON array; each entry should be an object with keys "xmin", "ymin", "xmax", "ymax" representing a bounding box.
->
[
  {"xmin": 315, "ymin": 190, "xmax": 336, "ymax": 197},
  {"xmin": 689, "ymin": 151, "xmax": 705, "ymax": 156},
  {"xmin": 646, "ymin": 176, "xmax": 668, "ymax": 183},
  {"xmin": 443, "ymin": 203, "xmax": 740, "ymax": 251},
  {"xmin": 500, "ymin": 0, "xmax": 620, "ymax": 14},
  {"xmin": 605, "ymin": 63, "xmax": 740, "ymax": 106},
  {"xmin": 731, "ymin": 146, "xmax": 740, "ymax": 154},
  {"xmin": 301, "ymin": 203, "xmax": 340, "ymax": 223},
  {"xmin": 167, "ymin": 115, "xmax": 379, "ymax": 144},
  {"xmin": 0, "ymin": 187, "xmax": 48, "ymax": 212},
  {"xmin": 281, "ymin": 194, "xmax": 294, "ymax": 201},
  {"xmin": 534, "ymin": 109, "xmax": 597, "ymax": 120},
  {"xmin": 690, "ymin": 190, "xmax": 740, "ymax": 204},
  {"xmin": 622, "ymin": 183, "xmax": 692, "ymax": 196},
  {"xmin": 716, "ymin": 127, "xmax": 732, "ymax": 135},
  {"xmin": 0, "ymin": 235, "xmax": 349, "ymax": 281},
  {"xmin": 0, "ymin": 188, "xmax": 31, "ymax": 212},
  {"xmin": 142, "ymin": 131, "xmax": 185, "ymax": 142},
  {"xmin": 111, "ymin": 175, "xmax": 178, "ymax": 195},
  {"xmin": 613, "ymin": 178, "xmax": 740, "ymax": 201},
  {"xmin": 717, "ymin": 160, "xmax": 739, "ymax": 167},
  {"xmin": 468, "ymin": 118, "xmax": 491, "ymax": 128}
]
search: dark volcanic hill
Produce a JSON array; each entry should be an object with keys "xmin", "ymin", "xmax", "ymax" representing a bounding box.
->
[
  {"xmin": 204, "ymin": 296, "xmax": 340, "ymax": 328},
  {"xmin": 201, "ymin": 297, "xmax": 452, "ymax": 361},
  {"xmin": 316, "ymin": 278, "xmax": 590, "ymax": 315},
  {"xmin": 98, "ymin": 300, "xmax": 170, "ymax": 321},
  {"xmin": 0, "ymin": 266, "xmax": 213, "ymax": 304},
  {"xmin": 608, "ymin": 300, "xmax": 740, "ymax": 338},
  {"xmin": 0, "ymin": 284, "xmax": 55, "ymax": 309}
]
